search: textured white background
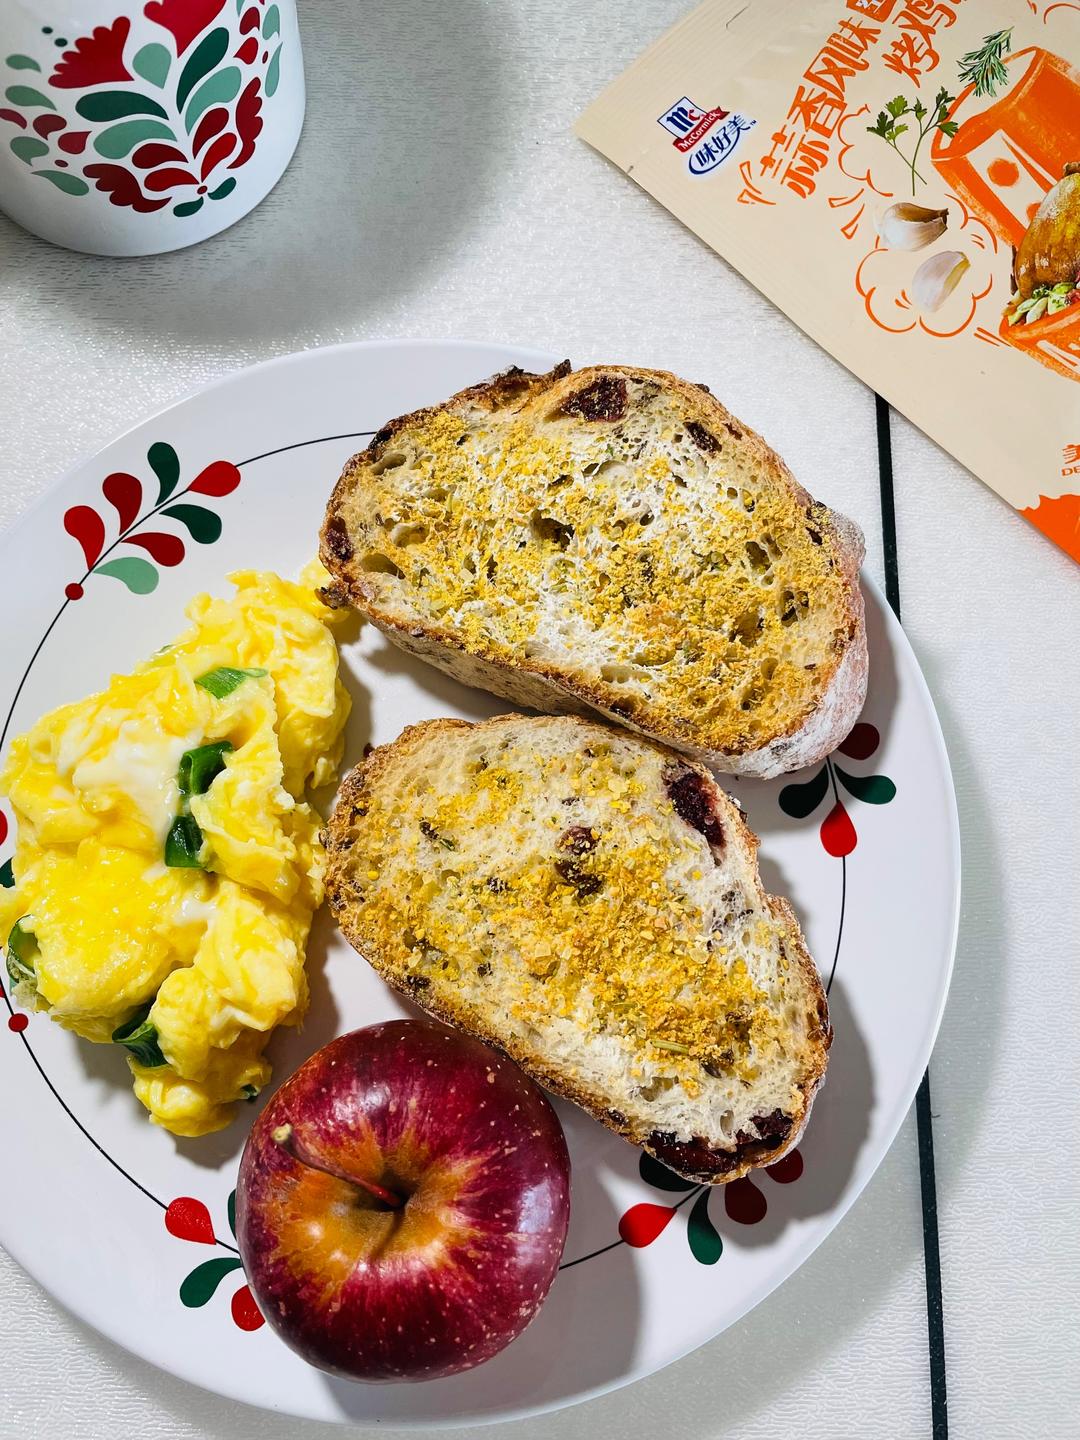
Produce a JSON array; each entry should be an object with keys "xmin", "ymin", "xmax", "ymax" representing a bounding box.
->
[{"xmin": 0, "ymin": 2, "xmax": 1076, "ymax": 1436}]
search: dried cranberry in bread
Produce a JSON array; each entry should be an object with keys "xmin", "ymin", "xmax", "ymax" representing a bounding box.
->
[
  {"xmin": 325, "ymin": 714, "xmax": 830, "ymax": 1183},
  {"xmin": 320, "ymin": 363, "xmax": 867, "ymax": 779}
]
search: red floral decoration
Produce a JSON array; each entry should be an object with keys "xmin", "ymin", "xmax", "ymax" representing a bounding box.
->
[
  {"xmin": 778, "ymin": 723, "xmax": 896, "ymax": 857},
  {"xmin": 143, "ymin": 0, "xmax": 229, "ymax": 57},
  {"xmin": 168, "ymin": 1190, "xmax": 265, "ymax": 1331},
  {"xmin": 618, "ymin": 1147, "xmax": 807, "ymax": 1264},
  {"xmin": 61, "ymin": 441, "xmax": 240, "ymax": 599},
  {"xmin": 49, "ymin": 18, "xmax": 133, "ymax": 90}
]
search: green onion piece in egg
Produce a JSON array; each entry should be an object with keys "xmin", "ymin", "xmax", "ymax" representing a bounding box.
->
[
  {"xmin": 165, "ymin": 813, "xmax": 205, "ymax": 868},
  {"xmin": 178, "ymin": 740, "xmax": 233, "ymax": 797},
  {"xmin": 195, "ymin": 666, "xmax": 268, "ymax": 699},
  {"xmin": 6, "ymin": 917, "xmax": 38, "ymax": 994},
  {"xmin": 112, "ymin": 1004, "xmax": 167, "ymax": 1068}
]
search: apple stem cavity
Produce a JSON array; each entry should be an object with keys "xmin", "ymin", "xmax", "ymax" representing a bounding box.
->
[{"xmin": 271, "ymin": 1123, "xmax": 405, "ymax": 1210}]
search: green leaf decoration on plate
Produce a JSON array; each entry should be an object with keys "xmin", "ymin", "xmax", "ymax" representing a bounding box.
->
[
  {"xmin": 834, "ymin": 766, "xmax": 896, "ymax": 805},
  {"xmin": 34, "ymin": 172, "xmax": 90, "ymax": 195},
  {"xmin": 174, "ymin": 198, "xmax": 204, "ymax": 217},
  {"xmin": 263, "ymin": 4, "xmax": 281, "ymax": 39},
  {"xmin": 76, "ymin": 92, "xmax": 168, "ymax": 123},
  {"xmin": 179, "ymin": 1256, "xmax": 244, "ymax": 1308},
  {"xmin": 93, "ymin": 118, "xmax": 176, "ymax": 159},
  {"xmin": 265, "ymin": 45, "xmax": 282, "ymax": 98},
  {"xmin": 228, "ymin": 1189, "xmax": 237, "ymax": 1239},
  {"xmin": 209, "ymin": 177, "xmax": 236, "ymax": 201},
  {"xmin": 0, "ymin": 859, "xmax": 14, "ymax": 889},
  {"xmin": 687, "ymin": 1189, "xmax": 723, "ymax": 1265},
  {"xmin": 5, "ymin": 85, "xmax": 55, "ymax": 110},
  {"xmin": 148, "ymin": 441, "xmax": 181, "ymax": 504},
  {"xmin": 10, "ymin": 135, "xmax": 48, "ymax": 165},
  {"xmin": 94, "ymin": 556, "xmax": 159, "ymax": 595},
  {"xmin": 132, "ymin": 42, "xmax": 171, "ymax": 87},
  {"xmin": 162, "ymin": 503, "xmax": 222, "ymax": 544},
  {"xmin": 778, "ymin": 764, "xmax": 829, "ymax": 820},
  {"xmin": 177, "ymin": 28, "xmax": 230, "ymax": 112},
  {"xmin": 184, "ymin": 67, "xmax": 241, "ymax": 133},
  {"xmin": 639, "ymin": 1151, "xmax": 697, "ymax": 1192},
  {"xmin": 6, "ymin": 56, "xmax": 42, "ymax": 72}
]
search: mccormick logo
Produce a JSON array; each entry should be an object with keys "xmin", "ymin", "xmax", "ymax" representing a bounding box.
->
[{"xmin": 658, "ymin": 96, "xmax": 756, "ymax": 176}]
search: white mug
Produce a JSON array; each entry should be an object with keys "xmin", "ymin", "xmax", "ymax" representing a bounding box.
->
[{"xmin": 0, "ymin": 0, "xmax": 304, "ymax": 255}]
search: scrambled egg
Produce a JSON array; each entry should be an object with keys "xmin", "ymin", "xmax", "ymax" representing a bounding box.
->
[{"xmin": 0, "ymin": 564, "xmax": 350, "ymax": 1136}]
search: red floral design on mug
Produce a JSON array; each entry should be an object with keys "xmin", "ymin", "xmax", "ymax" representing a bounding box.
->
[{"xmin": 1, "ymin": 2, "xmax": 285, "ymax": 218}]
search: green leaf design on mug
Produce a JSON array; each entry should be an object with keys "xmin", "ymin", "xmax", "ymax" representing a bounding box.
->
[
  {"xmin": 76, "ymin": 91, "xmax": 168, "ymax": 123},
  {"xmin": 173, "ymin": 198, "xmax": 204, "ymax": 217},
  {"xmin": 162, "ymin": 503, "xmax": 222, "ymax": 544},
  {"xmin": 687, "ymin": 1189, "xmax": 723, "ymax": 1265},
  {"xmin": 5, "ymin": 56, "xmax": 42, "ymax": 72},
  {"xmin": 227, "ymin": 1189, "xmax": 238, "ymax": 1238},
  {"xmin": 184, "ymin": 67, "xmax": 241, "ymax": 133},
  {"xmin": 263, "ymin": 5, "xmax": 281, "ymax": 39},
  {"xmin": 94, "ymin": 556, "xmax": 159, "ymax": 595},
  {"xmin": 93, "ymin": 119, "xmax": 176, "ymax": 159},
  {"xmin": 265, "ymin": 45, "xmax": 282, "ymax": 98},
  {"xmin": 209, "ymin": 177, "xmax": 236, "ymax": 200},
  {"xmin": 0, "ymin": 859, "xmax": 14, "ymax": 889},
  {"xmin": 177, "ymin": 28, "xmax": 229, "ymax": 111},
  {"xmin": 5, "ymin": 85, "xmax": 55, "ymax": 110},
  {"xmin": 179, "ymin": 1256, "xmax": 243, "ymax": 1308},
  {"xmin": 148, "ymin": 442, "xmax": 181, "ymax": 504},
  {"xmin": 132, "ymin": 42, "xmax": 171, "ymax": 87},
  {"xmin": 10, "ymin": 135, "xmax": 48, "ymax": 166},
  {"xmin": 34, "ymin": 171, "xmax": 90, "ymax": 195}
]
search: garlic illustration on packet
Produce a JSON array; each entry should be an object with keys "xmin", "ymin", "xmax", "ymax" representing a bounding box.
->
[{"xmin": 876, "ymin": 203, "xmax": 949, "ymax": 251}]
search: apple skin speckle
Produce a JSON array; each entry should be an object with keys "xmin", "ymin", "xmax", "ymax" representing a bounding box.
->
[{"xmin": 236, "ymin": 1019, "xmax": 571, "ymax": 1381}]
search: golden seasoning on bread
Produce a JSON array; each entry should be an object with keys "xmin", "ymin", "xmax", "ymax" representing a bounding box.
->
[
  {"xmin": 325, "ymin": 714, "xmax": 831, "ymax": 1184},
  {"xmin": 320, "ymin": 363, "xmax": 867, "ymax": 779}
]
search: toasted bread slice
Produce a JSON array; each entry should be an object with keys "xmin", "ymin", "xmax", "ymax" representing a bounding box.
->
[
  {"xmin": 320, "ymin": 363, "xmax": 867, "ymax": 779},
  {"xmin": 325, "ymin": 714, "xmax": 830, "ymax": 1183}
]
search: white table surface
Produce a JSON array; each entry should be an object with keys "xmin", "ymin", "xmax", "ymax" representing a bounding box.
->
[{"xmin": 0, "ymin": 2, "xmax": 1076, "ymax": 1436}]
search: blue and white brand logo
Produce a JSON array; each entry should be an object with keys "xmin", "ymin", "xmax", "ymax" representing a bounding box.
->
[{"xmin": 657, "ymin": 96, "xmax": 755, "ymax": 177}]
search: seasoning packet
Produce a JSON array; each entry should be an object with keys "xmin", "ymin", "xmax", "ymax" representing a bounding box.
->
[{"xmin": 577, "ymin": 1, "xmax": 1080, "ymax": 565}]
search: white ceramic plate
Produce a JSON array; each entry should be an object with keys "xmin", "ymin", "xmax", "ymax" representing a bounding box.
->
[{"xmin": 0, "ymin": 340, "xmax": 959, "ymax": 1426}]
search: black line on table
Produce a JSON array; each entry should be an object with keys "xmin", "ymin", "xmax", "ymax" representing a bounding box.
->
[{"xmin": 876, "ymin": 391, "xmax": 947, "ymax": 1440}]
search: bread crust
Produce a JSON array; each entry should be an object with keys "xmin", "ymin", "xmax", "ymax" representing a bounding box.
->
[
  {"xmin": 325, "ymin": 713, "xmax": 832, "ymax": 1184},
  {"xmin": 321, "ymin": 364, "xmax": 868, "ymax": 779}
]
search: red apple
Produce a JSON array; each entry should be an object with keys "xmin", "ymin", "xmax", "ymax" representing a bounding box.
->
[{"xmin": 236, "ymin": 1020, "xmax": 571, "ymax": 1381}]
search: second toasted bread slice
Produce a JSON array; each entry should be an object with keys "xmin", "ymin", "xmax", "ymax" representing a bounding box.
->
[
  {"xmin": 325, "ymin": 714, "xmax": 831, "ymax": 1183},
  {"xmin": 320, "ymin": 363, "xmax": 867, "ymax": 778}
]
